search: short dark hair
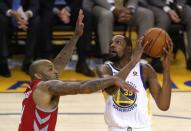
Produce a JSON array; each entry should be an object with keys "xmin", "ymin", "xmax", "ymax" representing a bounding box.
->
[{"xmin": 124, "ymin": 36, "xmax": 132, "ymax": 47}]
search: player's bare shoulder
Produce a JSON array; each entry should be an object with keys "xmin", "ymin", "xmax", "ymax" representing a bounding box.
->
[
  {"xmin": 32, "ymin": 80, "xmax": 60, "ymax": 110},
  {"xmin": 34, "ymin": 81, "xmax": 49, "ymax": 92},
  {"xmin": 33, "ymin": 80, "xmax": 61, "ymax": 99},
  {"xmin": 36, "ymin": 80, "xmax": 64, "ymax": 93}
]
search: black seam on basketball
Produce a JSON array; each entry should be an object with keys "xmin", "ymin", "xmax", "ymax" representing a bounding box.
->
[
  {"xmin": 143, "ymin": 29, "xmax": 156, "ymax": 54},
  {"xmin": 144, "ymin": 39, "xmax": 152, "ymax": 54},
  {"xmin": 144, "ymin": 39, "xmax": 153, "ymax": 55},
  {"xmin": 143, "ymin": 28, "xmax": 155, "ymax": 38},
  {"xmin": 143, "ymin": 28, "xmax": 161, "ymax": 55},
  {"xmin": 148, "ymin": 30, "xmax": 163, "ymax": 57},
  {"xmin": 157, "ymin": 32, "xmax": 167, "ymax": 57},
  {"xmin": 156, "ymin": 33, "xmax": 166, "ymax": 57}
]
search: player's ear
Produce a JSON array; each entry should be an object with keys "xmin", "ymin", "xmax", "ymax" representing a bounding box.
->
[{"xmin": 34, "ymin": 73, "xmax": 42, "ymax": 79}]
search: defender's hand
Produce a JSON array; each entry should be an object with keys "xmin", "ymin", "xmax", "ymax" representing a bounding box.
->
[
  {"xmin": 131, "ymin": 37, "xmax": 148, "ymax": 62},
  {"xmin": 74, "ymin": 9, "xmax": 84, "ymax": 37},
  {"xmin": 113, "ymin": 77, "xmax": 138, "ymax": 93}
]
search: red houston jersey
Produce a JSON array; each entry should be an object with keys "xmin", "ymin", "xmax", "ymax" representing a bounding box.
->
[{"xmin": 18, "ymin": 80, "xmax": 58, "ymax": 131}]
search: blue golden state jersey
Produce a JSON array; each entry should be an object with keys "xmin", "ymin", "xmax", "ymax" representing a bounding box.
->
[{"xmin": 104, "ymin": 62, "xmax": 151, "ymax": 128}]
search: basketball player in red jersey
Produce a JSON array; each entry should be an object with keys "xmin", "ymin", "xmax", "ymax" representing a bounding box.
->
[
  {"xmin": 18, "ymin": 10, "xmax": 139, "ymax": 131},
  {"xmin": 97, "ymin": 35, "xmax": 173, "ymax": 131}
]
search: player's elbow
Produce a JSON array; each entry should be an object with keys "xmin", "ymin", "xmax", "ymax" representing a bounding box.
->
[{"xmin": 158, "ymin": 105, "xmax": 170, "ymax": 111}]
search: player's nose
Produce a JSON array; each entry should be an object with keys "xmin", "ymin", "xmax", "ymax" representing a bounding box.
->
[{"xmin": 110, "ymin": 42, "xmax": 117, "ymax": 49}]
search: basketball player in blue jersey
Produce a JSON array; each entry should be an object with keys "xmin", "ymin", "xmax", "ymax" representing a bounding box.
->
[{"xmin": 96, "ymin": 35, "xmax": 173, "ymax": 131}]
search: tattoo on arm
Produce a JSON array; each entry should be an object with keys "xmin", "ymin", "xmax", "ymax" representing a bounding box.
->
[
  {"xmin": 116, "ymin": 60, "xmax": 137, "ymax": 80},
  {"xmin": 53, "ymin": 35, "xmax": 80, "ymax": 74},
  {"xmin": 45, "ymin": 77, "xmax": 117, "ymax": 96}
]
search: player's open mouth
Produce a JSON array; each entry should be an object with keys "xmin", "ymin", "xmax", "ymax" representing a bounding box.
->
[{"xmin": 110, "ymin": 50, "xmax": 117, "ymax": 55}]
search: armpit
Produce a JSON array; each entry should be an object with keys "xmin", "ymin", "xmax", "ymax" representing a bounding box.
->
[{"xmin": 141, "ymin": 63, "xmax": 157, "ymax": 81}]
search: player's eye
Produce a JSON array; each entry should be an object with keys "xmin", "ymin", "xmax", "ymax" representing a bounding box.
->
[{"xmin": 116, "ymin": 41, "xmax": 121, "ymax": 45}]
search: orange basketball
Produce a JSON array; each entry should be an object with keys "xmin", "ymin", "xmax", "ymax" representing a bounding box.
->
[{"xmin": 142, "ymin": 28, "xmax": 172, "ymax": 58}]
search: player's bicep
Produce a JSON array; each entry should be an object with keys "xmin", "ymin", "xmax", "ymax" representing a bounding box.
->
[{"xmin": 42, "ymin": 80, "xmax": 81, "ymax": 96}]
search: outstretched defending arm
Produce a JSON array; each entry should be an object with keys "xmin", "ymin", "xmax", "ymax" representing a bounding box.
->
[
  {"xmin": 40, "ymin": 76, "xmax": 137, "ymax": 96},
  {"xmin": 53, "ymin": 9, "xmax": 84, "ymax": 74}
]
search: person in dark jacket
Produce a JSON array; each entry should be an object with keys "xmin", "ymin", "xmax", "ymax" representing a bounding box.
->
[
  {"xmin": 0, "ymin": 0, "xmax": 40, "ymax": 77},
  {"xmin": 38, "ymin": 0, "xmax": 95, "ymax": 77}
]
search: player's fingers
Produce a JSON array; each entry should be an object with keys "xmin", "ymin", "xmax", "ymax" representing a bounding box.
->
[
  {"xmin": 143, "ymin": 41, "xmax": 149, "ymax": 49},
  {"xmin": 80, "ymin": 23, "xmax": 84, "ymax": 29},
  {"xmin": 139, "ymin": 36, "xmax": 144, "ymax": 40},
  {"xmin": 78, "ymin": 9, "xmax": 84, "ymax": 22},
  {"xmin": 123, "ymin": 84, "xmax": 138, "ymax": 93},
  {"xmin": 166, "ymin": 40, "xmax": 173, "ymax": 53},
  {"xmin": 77, "ymin": 9, "xmax": 82, "ymax": 23},
  {"xmin": 169, "ymin": 40, "xmax": 173, "ymax": 51},
  {"xmin": 128, "ymin": 86, "xmax": 138, "ymax": 93},
  {"xmin": 138, "ymin": 36, "xmax": 144, "ymax": 44},
  {"xmin": 163, "ymin": 47, "xmax": 168, "ymax": 55}
]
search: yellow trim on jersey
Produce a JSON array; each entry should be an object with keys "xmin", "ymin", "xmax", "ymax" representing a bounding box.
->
[
  {"xmin": 146, "ymin": 88, "xmax": 151, "ymax": 116},
  {"xmin": 116, "ymin": 89, "xmax": 121, "ymax": 103},
  {"xmin": 102, "ymin": 91, "xmax": 109, "ymax": 102}
]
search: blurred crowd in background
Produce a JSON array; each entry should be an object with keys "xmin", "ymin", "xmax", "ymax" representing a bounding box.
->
[{"xmin": 0, "ymin": 0, "xmax": 191, "ymax": 78}]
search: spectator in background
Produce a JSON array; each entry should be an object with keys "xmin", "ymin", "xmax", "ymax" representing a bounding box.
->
[
  {"xmin": 38, "ymin": 0, "xmax": 95, "ymax": 77},
  {"xmin": 188, "ymin": 1, "xmax": 191, "ymax": 6},
  {"xmin": 0, "ymin": 0, "xmax": 40, "ymax": 77},
  {"xmin": 145, "ymin": 0, "xmax": 191, "ymax": 70},
  {"xmin": 83, "ymin": 0, "xmax": 154, "ymax": 59}
]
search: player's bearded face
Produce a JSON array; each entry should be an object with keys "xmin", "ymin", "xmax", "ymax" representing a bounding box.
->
[
  {"xmin": 108, "ymin": 50, "xmax": 120, "ymax": 62},
  {"xmin": 109, "ymin": 36, "xmax": 127, "ymax": 62},
  {"xmin": 42, "ymin": 72, "xmax": 58, "ymax": 81},
  {"xmin": 109, "ymin": 47, "xmax": 124, "ymax": 62}
]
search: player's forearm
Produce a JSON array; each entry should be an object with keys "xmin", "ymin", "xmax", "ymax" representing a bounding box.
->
[
  {"xmin": 53, "ymin": 35, "xmax": 80, "ymax": 73},
  {"xmin": 116, "ymin": 59, "xmax": 137, "ymax": 80},
  {"xmin": 158, "ymin": 69, "xmax": 171, "ymax": 111},
  {"xmin": 78, "ymin": 77, "xmax": 118, "ymax": 94},
  {"xmin": 47, "ymin": 77, "xmax": 118, "ymax": 95}
]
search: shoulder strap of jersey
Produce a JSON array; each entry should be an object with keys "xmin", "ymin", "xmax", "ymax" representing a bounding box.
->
[{"xmin": 29, "ymin": 80, "xmax": 41, "ymax": 92}]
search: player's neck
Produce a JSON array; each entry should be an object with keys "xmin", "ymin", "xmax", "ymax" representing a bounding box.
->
[{"xmin": 114, "ymin": 56, "xmax": 131, "ymax": 69}]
